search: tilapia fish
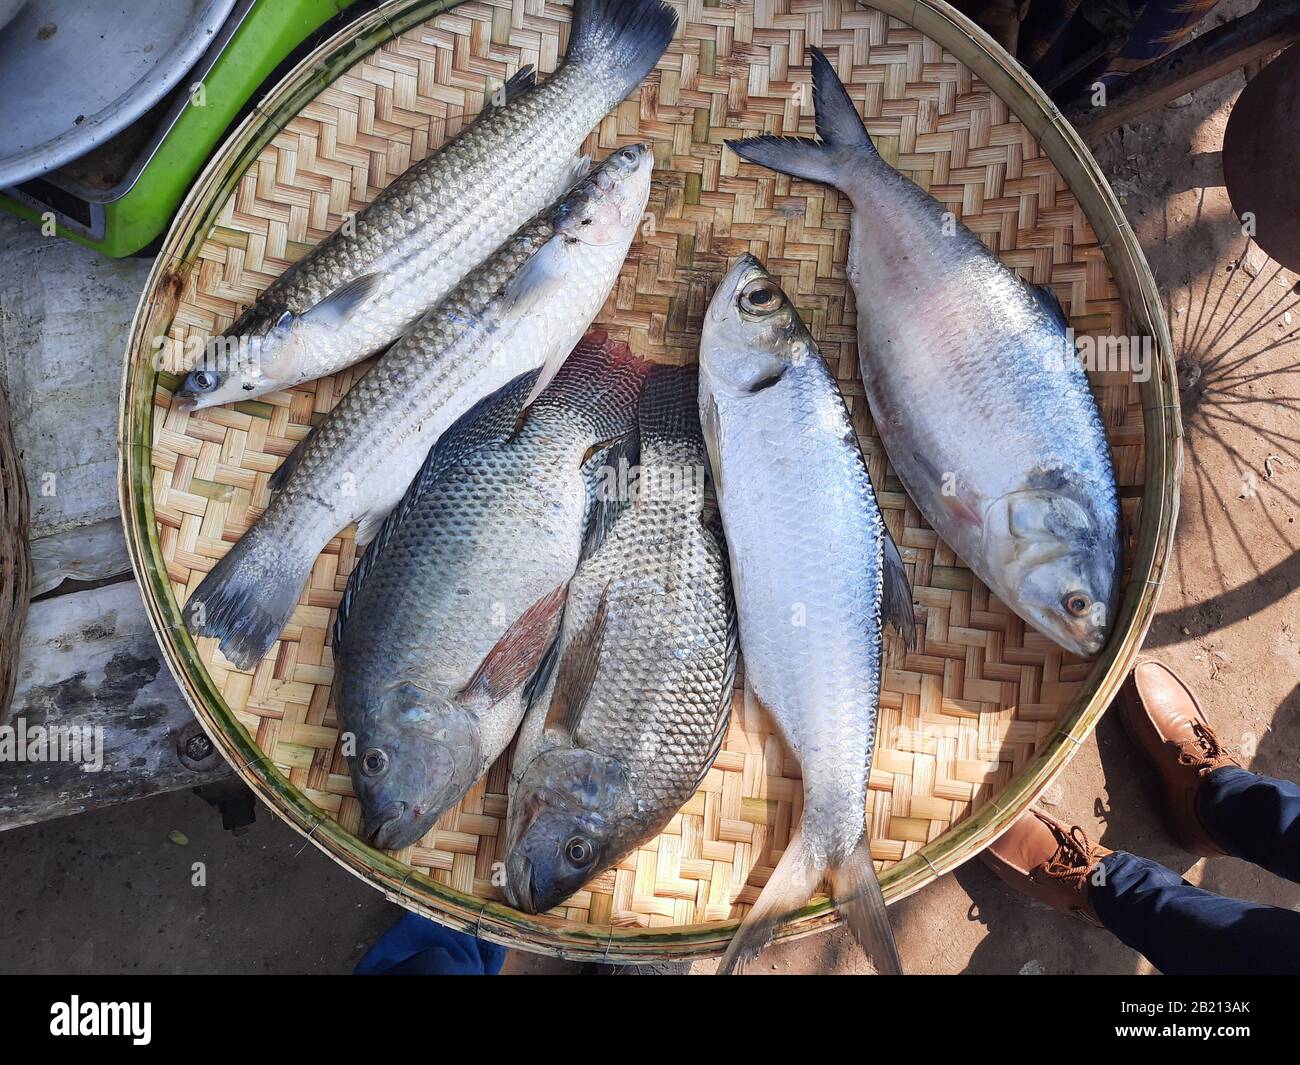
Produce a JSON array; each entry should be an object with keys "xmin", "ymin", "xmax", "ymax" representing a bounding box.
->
[
  {"xmin": 174, "ymin": 0, "xmax": 677, "ymax": 409},
  {"xmin": 334, "ymin": 335, "xmax": 651, "ymax": 851},
  {"xmin": 504, "ymin": 364, "xmax": 737, "ymax": 915},
  {"xmin": 699, "ymin": 255, "xmax": 915, "ymax": 976},
  {"xmin": 728, "ymin": 48, "xmax": 1121, "ymax": 657},
  {"xmin": 184, "ymin": 144, "xmax": 655, "ymax": 670}
]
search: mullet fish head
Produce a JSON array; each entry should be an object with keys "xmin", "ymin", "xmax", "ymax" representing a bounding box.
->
[
  {"xmin": 503, "ymin": 746, "xmax": 634, "ymax": 914},
  {"xmin": 174, "ymin": 314, "xmax": 305, "ymax": 411},
  {"xmin": 553, "ymin": 142, "xmax": 655, "ymax": 248},
  {"xmin": 699, "ymin": 254, "xmax": 814, "ymax": 398},
  {"xmin": 348, "ymin": 681, "xmax": 482, "ymax": 852},
  {"xmin": 985, "ymin": 487, "xmax": 1120, "ymax": 658}
]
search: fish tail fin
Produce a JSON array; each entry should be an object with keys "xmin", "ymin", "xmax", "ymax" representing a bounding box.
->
[
  {"xmin": 717, "ymin": 829, "xmax": 823, "ymax": 975},
  {"xmin": 830, "ymin": 832, "xmax": 903, "ymax": 975},
  {"xmin": 725, "ymin": 136, "xmax": 844, "ymax": 185},
  {"xmin": 566, "ymin": 0, "xmax": 678, "ymax": 95},
  {"xmin": 726, "ymin": 47, "xmax": 875, "ymax": 183},
  {"xmin": 808, "ymin": 46, "xmax": 874, "ymax": 151},
  {"xmin": 184, "ymin": 523, "xmax": 318, "ymax": 671}
]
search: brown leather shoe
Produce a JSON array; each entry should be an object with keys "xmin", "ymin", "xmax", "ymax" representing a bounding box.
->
[
  {"xmin": 982, "ymin": 809, "xmax": 1111, "ymax": 924},
  {"xmin": 1119, "ymin": 659, "xmax": 1241, "ymax": 858}
]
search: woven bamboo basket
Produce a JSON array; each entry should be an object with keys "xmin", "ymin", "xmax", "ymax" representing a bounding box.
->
[{"xmin": 119, "ymin": 0, "xmax": 1180, "ymax": 961}]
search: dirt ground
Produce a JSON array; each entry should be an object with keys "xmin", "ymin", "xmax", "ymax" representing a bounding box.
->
[{"xmin": 0, "ymin": 3, "xmax": 1295, "ymax": 975}]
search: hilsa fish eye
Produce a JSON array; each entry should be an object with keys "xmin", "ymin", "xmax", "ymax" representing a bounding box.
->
[
  {"xmin": 360, "ymin": 748, "xmax": 388, "ymax": 776},
  {"xmin": 740, "ymin": 278, "xmax": 783, "ymax": 315}
]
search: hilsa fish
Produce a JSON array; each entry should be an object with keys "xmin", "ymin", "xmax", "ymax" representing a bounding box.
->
[
  {"xmin": 184, "ymin": 145, "xmax": 654, "ymax": 670},
  {"xmin": 503, "ymin": 364, "xmax": 738, "ymax": 915},
  {"xmin": 335, "ymin": 334, "xmax": 651, "ymax": 852},
  {"xmin": 174, "ymin": 0, "xmax": 677, "ymax": 410},
  {"xmin": 699, "ymin": 255, "xmax": 916, "ymax": 975},
  {"xmin": 728, "ymin": 48, "xmax": 1121, "ymax": 657}
]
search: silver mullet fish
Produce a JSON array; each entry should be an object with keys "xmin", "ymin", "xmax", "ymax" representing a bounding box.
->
[
  {"xmin": 184, "ymin": 144, "xmax": 655, "ymax": 670},
  {"xmin": 175, "ymin": 0, "xmax": 677, "ymax": 409}
]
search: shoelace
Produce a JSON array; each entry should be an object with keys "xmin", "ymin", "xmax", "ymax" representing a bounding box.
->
[
  {"xmin": 1039, "ymin": 816, "xmax": 1102, "ymax": 888},
  {"xmin": 1177, "ymin": 720, "xmax": 1235, "ymax": 775}
]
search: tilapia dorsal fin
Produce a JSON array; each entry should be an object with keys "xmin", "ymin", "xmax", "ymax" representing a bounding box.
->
[
  {"xmin": 456, "ymin": 584, "xmax": 570, "ymax": 713},
  {"xmin": 881, "ymin": 524, "xmax": 917, "ymax": 651},
  {"xmin": 829, "ymin": 832, "xmax": 903, "ymax": 975},
  {"xmin": 580, "ymin": 430, "xmax": 640, "ymax": 562},
  {"xmin": 717, "ymin": 829, "xmax": 823, "ymax": 975},
  {"xmin": 542, "ymin": 584, "xmax": 610, "ymax": 739}
]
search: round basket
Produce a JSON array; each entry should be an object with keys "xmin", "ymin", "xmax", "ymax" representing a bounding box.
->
[{"xmin": 119, "ymin": 0, "xmax": 1180, "ymax": 961}]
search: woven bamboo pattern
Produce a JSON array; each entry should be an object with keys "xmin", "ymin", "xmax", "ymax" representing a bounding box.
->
[
  {"xmin": 0, "ymin": 382, "xmax": 29, "ymax": 724},
  {"xmin": 140, "ymin": 1, "xmax": 1150, "ymax": 935}
]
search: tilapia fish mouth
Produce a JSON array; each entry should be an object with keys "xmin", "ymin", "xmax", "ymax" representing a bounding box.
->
[
  {"xmin": 364, "ymin": 801, "xmax": 411, "ymax": 850},
  {"xmin": 503, "ymin": 853, "xmax": 535, "ymax": 912}
]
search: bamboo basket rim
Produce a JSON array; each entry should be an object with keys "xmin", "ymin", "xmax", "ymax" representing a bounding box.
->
[{"xmin": 117, "ymin": 0, "xmax": 1182, "ymax": 962}]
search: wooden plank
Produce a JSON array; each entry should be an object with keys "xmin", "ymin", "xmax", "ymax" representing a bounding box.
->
[
  {"xmin": 0, "ymin": 580, "xmax": 229, "ymax": 832},
  {"xmin": 0, "ymin": 212, "xmax": 150, "ymax": 583}
]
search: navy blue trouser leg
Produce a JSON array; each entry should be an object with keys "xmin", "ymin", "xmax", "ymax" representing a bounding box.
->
[
  {"xmin": 1088, "ymin": 767, "xmax": 1300, "ymax": 975},
  {"xmin": 1197, "ymin": 766, "xmax": 1300, "ymax": 882},
  {"xmin": 355, "ymin": 912, "xmax": 507, "ymax": 975}
]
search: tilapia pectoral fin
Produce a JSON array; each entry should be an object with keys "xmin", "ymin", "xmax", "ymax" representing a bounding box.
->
[
  {"xmin": 830, "ymin": 833, "xmax": 903, "ymax": 976},
  {"xmin": 455, "ymin": 584, "xmax": 570, "ymax": 712},
  {"xmin": 300, "ymin": 271, "xmax": 384, "ymax": 328},
  {"xmin": 542, "ymin": 584, "xmax": 610, "ymax": 737},
  {"xmin": 717, "ymin": 829, "xmax": 822, "ymax": 976},
  {"xmin": 882, "ymin": 526, "xmax": 918, "ymax": 651},
  {"xmin": 184, "ymin": 526, "xmax": 317, "ymax": 672},
  {"xmin": 580, "ymin": 431, "xmax": 640, "ymax": 561}
]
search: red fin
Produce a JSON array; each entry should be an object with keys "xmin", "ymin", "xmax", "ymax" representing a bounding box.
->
[{"xmin": 455, "ymin": 585, "xmax": 569, "ymax": 712}]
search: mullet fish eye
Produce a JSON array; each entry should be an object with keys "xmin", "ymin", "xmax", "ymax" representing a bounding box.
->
[
  {"xmin": 1064, "ymin": 592, "xmax": 1092, "ymax": 617},
  {"xmin": 360, "ymin": 748, "xmax": 389, "ymax": 776},
  {"xmin": 740, "ymin": 278, "xmax": 784, "ymax": 316},
  {"xmin": 564, "ymin": 836, "xmax": 593, "ymax": 867}
]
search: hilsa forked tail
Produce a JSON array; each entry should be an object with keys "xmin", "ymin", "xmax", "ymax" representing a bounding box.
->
[{"xmin": 718, "ymin": 826, "xmax": 901, "ymax": 976}]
